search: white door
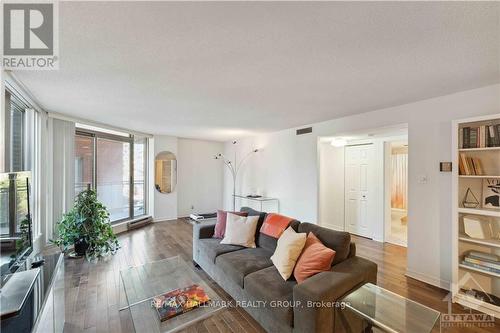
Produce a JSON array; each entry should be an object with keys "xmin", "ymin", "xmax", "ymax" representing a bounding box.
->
[{"xmin": 345, "ymin": 145, "xmax": 373, "ymax": 238}]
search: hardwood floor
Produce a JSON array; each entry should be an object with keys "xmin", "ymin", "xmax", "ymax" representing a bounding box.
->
[{"xmin": 58, "ymin": 219, "xmax": 498, "ymax": 333}]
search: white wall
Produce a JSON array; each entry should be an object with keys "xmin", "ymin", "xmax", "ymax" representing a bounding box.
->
[
  {"xmin": 153, "ymin": 136, "xmax": 225, "ymax": 220},
  {"xmin": 224, "ymin": 131, "xmax": 318, "ymax": 220},
  {"xmin": 318, "ymin": 142, "xmax": 345, "ymax": 231},
  {"xmin": 223, "ymin": 84, "xmax": 500, "ymax": 289},
  {"xmin": 177, "ymin": 138, "xmax": 224, "ymax": 217},
  {"xmin": 153, "ymin": 135, "xmax": 178, "ymax": 221}
]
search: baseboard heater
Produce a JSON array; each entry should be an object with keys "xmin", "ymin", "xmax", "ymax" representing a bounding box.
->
[{"xmin": 127, "ymin": 216, "xmax": 153, "ymax": 230}]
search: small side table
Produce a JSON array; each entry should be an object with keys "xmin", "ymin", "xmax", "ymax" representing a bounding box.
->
[{"xmin": 338, "ymin": 283, "xmax": 441, "ymax": 333}]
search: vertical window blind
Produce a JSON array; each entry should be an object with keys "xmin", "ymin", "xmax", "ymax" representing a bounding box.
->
[{"xmin": 7, "ymin": 89, "xmax": 29, "ymax": 172}]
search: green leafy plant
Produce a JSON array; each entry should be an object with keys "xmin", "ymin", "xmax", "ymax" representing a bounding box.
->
[
  {"xmin": 10, "ymin": 217, "xmax": 31, "ymax": 262},
  {"xmin": 51, "ymin": 188, "xmax": 120, "ymax": 261}
]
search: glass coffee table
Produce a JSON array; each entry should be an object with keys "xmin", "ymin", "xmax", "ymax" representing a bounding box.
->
[
  {"xmin": 339, "ymin": 283, "xmax": 441, "ymax": 333},
  {"xmin": 119, "ymin": 256, "xmax": 224, "ymax": 333}
]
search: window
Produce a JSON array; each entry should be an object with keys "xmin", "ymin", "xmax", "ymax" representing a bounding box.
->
[
  {"xmin": 133, "ymin": 137, "xmax": 146, "ymax": 216},
  {"xmin": 75, "ymin": 133, "xmax": 94, "ymax": 195},
  {"xmin": 96, "ymin": 137, "xmax": 131, "ymax": 221},
  {"xmin": 74, "ymin": 127, "xmax": 148, "ymax": 223},
  {"xmin": 5, "ymin": 89, "xmax": 28, "ymax": 172},
  {"xmin": 0, "ymin": 181, "xmax": 7, "ymax": 235},
  {"xmin": 0, "ymin": 173, "xmax": 30, "ymax": 236},
  {"xmin": 2, "ymin": 89, "xmax": 31, "ymax": 237}
]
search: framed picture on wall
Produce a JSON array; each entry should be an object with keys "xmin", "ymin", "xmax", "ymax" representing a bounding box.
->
[{"xmin": 482, "ymin": 178, "xmax": 500, "ymax": 209}]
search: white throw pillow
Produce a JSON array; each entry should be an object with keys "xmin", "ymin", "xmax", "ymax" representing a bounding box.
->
[
  {"xmin": 271, "ymin": 227, "xmax": 307, "ymax": 280},
  {"xmin": 220, "ymin": 213, "xmax": 259, "ymax": 248}
]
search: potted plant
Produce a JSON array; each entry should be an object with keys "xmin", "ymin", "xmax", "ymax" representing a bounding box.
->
[{"xmin": 52, "ymin": 187, "xmax": 120, "ymax": 261}]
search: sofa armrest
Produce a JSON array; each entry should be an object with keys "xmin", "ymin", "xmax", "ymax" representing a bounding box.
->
[
  {"xmin": 193, "ymin": 222, "xmax": 216, "ymax": 239},
  {"xmin": 292, "ymin": 256, "xmax": 377, "ymax": 332},
  {"xmin": 331, "ymin": 256, "xmax": 377, "ymax": 285},
  {"xmin": 348, "ymin": 242, "xmax": 356, "ymax": 258},
  {"xmin": 192, "ymin": 222, "xmax": 216, "ymax": 264}
]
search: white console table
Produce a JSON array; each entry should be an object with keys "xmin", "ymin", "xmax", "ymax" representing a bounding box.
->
[{"xmin": 233, "ymin": 195, "xmax": 280, "ymax": 213}]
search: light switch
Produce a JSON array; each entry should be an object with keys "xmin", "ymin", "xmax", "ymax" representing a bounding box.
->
[{"xmin": 418, "ymin": 175, "xmax": 429, "ymax": 184}]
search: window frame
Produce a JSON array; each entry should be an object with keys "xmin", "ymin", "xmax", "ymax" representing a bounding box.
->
[
  {"xmin": 75, "ymin": 127, "xmax": 148, "ymax": 224},
  {"xmin": 5, "ymin": 89, "xmax": 28, "ymax": 172},
  {"xmin": 2, "ymin": 88, "xmax": 31, "ymax": 238},
  {"xmin": 133, "ymin": 136, "xmax": 148, "ymax": 218}
]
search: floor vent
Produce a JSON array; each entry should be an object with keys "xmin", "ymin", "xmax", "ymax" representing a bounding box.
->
[
  {"xmin": 127, "ymin": 216, "xmax": 153, "ymax": 230},
  {"xmin": 296, "ymin": 127, "xmax": 312, "ymax": 135}
]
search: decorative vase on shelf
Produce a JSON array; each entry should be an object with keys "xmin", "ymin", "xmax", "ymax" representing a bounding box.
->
[{"xmin": 462, "ymin": 187, "xmax": 480, "ymax": 208}]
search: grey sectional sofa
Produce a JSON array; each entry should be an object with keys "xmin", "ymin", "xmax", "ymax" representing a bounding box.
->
[{"xmin": 192, "ymin": 207, "xmax": 377, "ymax": 333}]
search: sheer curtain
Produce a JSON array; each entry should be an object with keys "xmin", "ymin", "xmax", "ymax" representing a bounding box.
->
[
  {"xmin": 391, "ymin": 153, "xmax": 408, "ymax": 210},
  {"xmin": 47, "ymin": 118, "xmax": 75, "ymax": 240}
]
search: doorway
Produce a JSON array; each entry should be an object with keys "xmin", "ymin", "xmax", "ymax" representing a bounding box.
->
[
  {"xmin": 385, "ymin": 141, "xmax": 408, "ymax": 246},
  {"xmin": 318, "ymin": 124, "xmax": 409, "ymax": 244},
  {"xmin": 344, "ymin": 144, "xmax": 374, "ymax": 238}
]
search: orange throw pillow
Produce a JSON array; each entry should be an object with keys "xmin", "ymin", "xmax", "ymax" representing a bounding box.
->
[
  {"xmin": 260, "ymin": 213, "xmax": 294, "ymax": 238},
  {"xmin": 293, "ymin": 232, "xmax": 335, "ymax": 283}
]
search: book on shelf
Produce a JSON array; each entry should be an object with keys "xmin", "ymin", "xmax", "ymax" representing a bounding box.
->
[
  {"xmin": 464, "ymin": 257, "xmax": 500, "ymax": 270},
  {"xmin": 461, "ymin": 260, "xmax": 500, "ymax": 274},
  {"xmin": 468, "ymin": 250, "xmax": 500, "ymax": 262},
  {"xmin": 152, "ymin": 284, "xmax": 210, "ymax": 322},
  {"xmin": 459, "ymin": 153, "xmax": 484, "ymax": 175},
  {"xmin": 460, "ymin": 288, "xmax": 500, "ymax": 306},
  {"xmin": 462, "ymin": 250, "xmax": 500, "ymax": 274},
  {"xmin": 460, "ymin": 124, "xmax": 500, "ymax": 149}
]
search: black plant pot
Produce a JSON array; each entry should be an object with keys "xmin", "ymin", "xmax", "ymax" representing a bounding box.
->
[{"xmin": 74, "ymin": 239, "xmax": 89, "ymax": 256}]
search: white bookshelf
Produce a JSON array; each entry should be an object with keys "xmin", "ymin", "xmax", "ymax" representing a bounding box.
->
[
  {"xmin": 459, "ymin": 235, "xmax": 500, "ymax": 248},
  {"xmin": 459, "ymin": 175, "xmax": 500, "ymax": 179},
  {"xmin": 459, "ymin": 147, "xmax": 500, "ymax": 152},
  {"xmin": 459, "ymin": 264, "xmax": 500, "ymax": 278},
  {"xmin": 452, "ymin": 113, "xmax": 500, "ymax": 318},
  {"xmin": 457, "ymin": 207, "xmax": 500, "ymax": 218}
]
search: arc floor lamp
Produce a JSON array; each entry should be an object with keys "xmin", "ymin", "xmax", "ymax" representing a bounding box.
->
[{"xmin": 214, "ymin": 141, "xmax": 258, "ymax": 211}]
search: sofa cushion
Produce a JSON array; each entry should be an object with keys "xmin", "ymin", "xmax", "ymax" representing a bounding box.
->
[
  {"xmin": 240, "ymin": 206, "xmax": 267, "ymax": 223},
  {"xmin": 215, "ymin": 248, "xmax": 273, "ymax": 287},
  {"xmin": 213, "ymin": 210, "xmax": 248, "ymax": 238},
  {"xmin": 221, "ymin": 214, "xmax": 259, "ymax": 248},
  {"xmin": 197, "ymin": 238, "xmax": 244, "ymax": 263},
  {"xmin": 258, "ymin": 220, "xmax": 301, "ymax": 253},
  {"xmin": 293, "ymin": 232, "xmax": 335, "ymax": 283},
  {"xmin": 298, "ymin": 223, "xmax": 351, "ymax": 265},
  {"xmin": 240, "ymin": 207, "xmax": 267, "ymax": 240},
  {"xmin": 244, "ymin": 266, "xmax": 296, "ymax": 327},
  {"xmin": 258, "ymin": 233, "xmax": 279, "ymax": 253},
  {"xmin": 260, "ymin": 213, "xmax": 295, "ymax": 238},
  {"xmin": 271, "ymin": 227, "xmax": 307, "ymax": 280}
]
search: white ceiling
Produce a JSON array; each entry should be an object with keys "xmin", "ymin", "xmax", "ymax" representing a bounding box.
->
[
  {"xmin": 13, "ymin": 2, "xmax": 500, "ymax": 141},
  {"xmin": 319, "ymin": 123, "xmax": 409, "ymax": 144}
]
